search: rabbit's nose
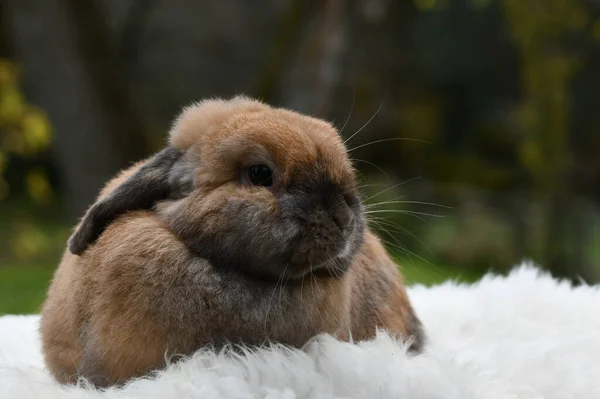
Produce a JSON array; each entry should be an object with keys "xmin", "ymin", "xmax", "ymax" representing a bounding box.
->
[{"xmin": 331, "ymin": 200, "xmax": 354, "ymax": 231}]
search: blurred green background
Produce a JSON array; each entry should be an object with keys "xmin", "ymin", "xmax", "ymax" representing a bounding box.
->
[{"xmin": 1, "ymin": 0, "xmax": 600, "ymax": 315}]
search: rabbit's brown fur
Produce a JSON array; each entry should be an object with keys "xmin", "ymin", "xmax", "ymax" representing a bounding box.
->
[{"xmin": 40, "ymin": 96, "xmax": 424, "ymax": 387}]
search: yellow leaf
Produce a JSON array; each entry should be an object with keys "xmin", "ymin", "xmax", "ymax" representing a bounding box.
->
[
  {"xmin": 2, "ymin": 130, "xmax": 26, "ymax": 155},
  {"xmin": 0, "ymin": 88, "xmax": 26, "ymax": 124},
  {"xmin": 22, "ymin": 107, "xmax": 52, "ymax": 153},
  {"xmin": 0, "ymin": 60, "xmax": 18, "ymax": 85},
  {"xmin": 25, "ymin": 169, "xmax": 53, "ymax": 204}
]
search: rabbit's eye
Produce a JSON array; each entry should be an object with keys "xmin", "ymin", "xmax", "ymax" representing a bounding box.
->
[{"xmin": 248, "ymin": 164, "xmax": 273, "ymax": 187}]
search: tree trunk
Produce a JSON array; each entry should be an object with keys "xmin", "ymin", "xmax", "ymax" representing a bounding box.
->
[
  {"xmin": 2, "ymin": 0, "xmax": 149, "ymax": 220},
  {"xmin": 279, "ymin": 0, "xmax": 348, "ymax": 117},
  {"xmin": 255, "ymin": 0, "xmax": 320, "ymax": 104}
]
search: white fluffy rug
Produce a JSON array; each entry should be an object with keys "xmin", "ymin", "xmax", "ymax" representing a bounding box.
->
[{"xmin": 1, "ymin": 262, "xmax": 599, "ymax": 399}]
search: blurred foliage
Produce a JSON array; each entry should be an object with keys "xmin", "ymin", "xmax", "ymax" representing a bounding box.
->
[
  {"xmin": 0, "ymin": 59, "xmax": 53, "ymax": 203},
  {"xmin": 0, "ymin": 199, "xmax": 70, "ymax": 264},
  {"xmin": 0, "ymin": 59, "xmax": 59, "ymax": 262},
  {"xmin": 502, "ymin": 0, "xmax": 590, "ymax": 277}
]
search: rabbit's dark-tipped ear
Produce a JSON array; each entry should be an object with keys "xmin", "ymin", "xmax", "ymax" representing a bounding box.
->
[{"xmin": 68, "ymin": 147, "xmax": 185, "ymax": 256}]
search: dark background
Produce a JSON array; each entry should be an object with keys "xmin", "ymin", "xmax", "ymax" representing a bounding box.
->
[{"xmin": 1, "ymin": 0, "xmax": 599, "ymax": 314}]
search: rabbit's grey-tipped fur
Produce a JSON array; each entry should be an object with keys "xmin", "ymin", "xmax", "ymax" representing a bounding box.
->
[{"xmin": 40, "ymin": 96, "xmax": 424, "ymax": 387}]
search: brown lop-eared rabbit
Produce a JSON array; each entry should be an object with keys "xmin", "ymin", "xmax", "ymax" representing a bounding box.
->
[{"xmin": 40, "ymin": 96, "xmax": 425, "ymax": 387}]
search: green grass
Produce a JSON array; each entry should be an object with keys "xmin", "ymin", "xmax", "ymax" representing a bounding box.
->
[
  {"xmin": 400, "ymin": 260, "xmax": 483, "ymax": 286},
  {"xmin": 0, "ymin": 264, "xmax": 55, "ymax": 315},
  {"xmin": 0, "ymin": 199, "xmax": 67, "ymax": 315}
]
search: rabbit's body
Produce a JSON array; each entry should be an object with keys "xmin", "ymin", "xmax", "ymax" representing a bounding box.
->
[{"xmin": 40, "ymin": 97, "xmax": 424, "ymax": 386}]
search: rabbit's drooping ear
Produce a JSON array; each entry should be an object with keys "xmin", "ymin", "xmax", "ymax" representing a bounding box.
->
[{"xmin": 68, "ymin": 147, "xmax": 185, "ymax": 256}]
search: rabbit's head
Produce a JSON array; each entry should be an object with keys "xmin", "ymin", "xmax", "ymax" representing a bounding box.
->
[{"xmin": 69, "ymin": 96, "xmax": 365, "ymax": 280}]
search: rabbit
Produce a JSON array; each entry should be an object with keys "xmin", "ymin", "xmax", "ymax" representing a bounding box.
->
[{"xmin": 40, "ymin": 96, "xmax": 425, "ymax": 387}]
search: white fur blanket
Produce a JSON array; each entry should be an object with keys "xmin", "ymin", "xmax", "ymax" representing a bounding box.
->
[{"xmin": 1, "ymin": 263, "xmax": 599, "ymax": 399}]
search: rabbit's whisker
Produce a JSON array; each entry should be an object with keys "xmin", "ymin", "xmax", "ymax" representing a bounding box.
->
[
  {"xmin": 369, "ymin": 219, "xmax": 439, "ymax": 270},
  {"xmin": 365, "ymin": 200, "xmax": 452, "ymax": 209},
  {"xmin": 356, "ymin": 183, "xmax": 390, "ymax": 190},
  {"xmin": 278, "ymin": 264, "xmax": 290, "ymax": 311},
  {"xmin": 350, "ymin": 158, "xmax": 391, "ymax": 180},
  {"xmin": 338, "ymin": 90, "xmax": 355, "ymax": 135},
  {"xmin": 343, "ymin": 91, "xmax": 387, "ymax": 145},
  {"xmin": 264, "ymin": 266, "xmax": 286, "ymax": 331},
  {"xmin": 361, "ymin": 177, "xmax": 421, "ymax": 203},
  {"xmin": 364, "ymin": 209, "xmax": 446, "ymax": 218},
  {"xmin": 348, "ymin": 137, "xmax": 430, "ymax": 153}
]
